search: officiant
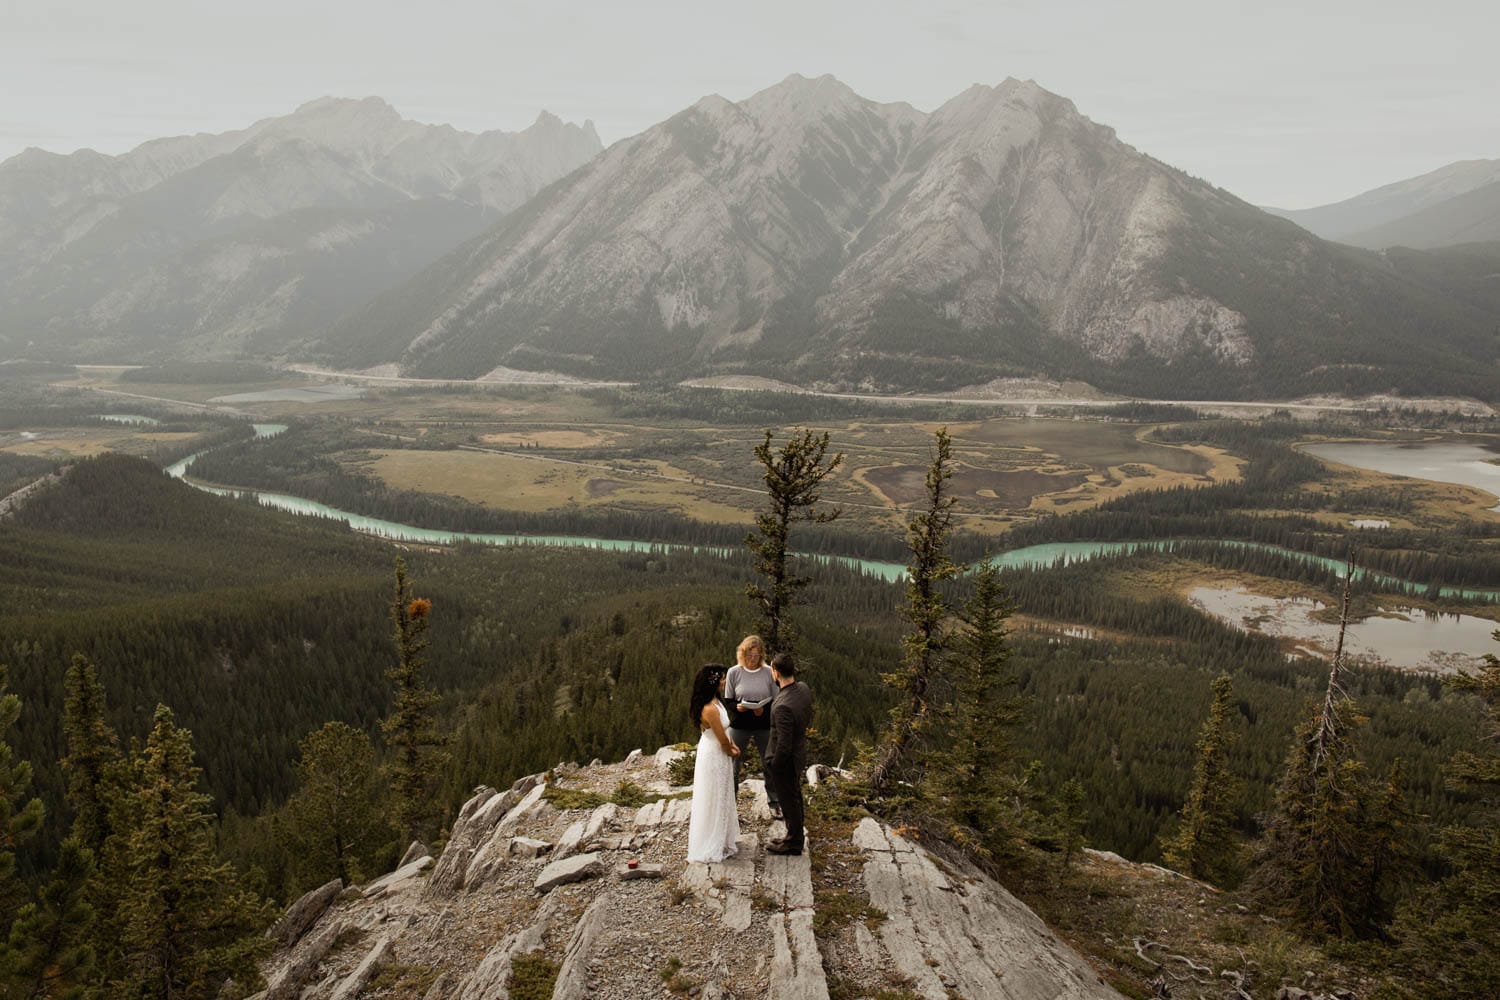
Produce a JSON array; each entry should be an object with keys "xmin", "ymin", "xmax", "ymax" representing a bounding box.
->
[{"xmin": 724, "ymin": 634, "xmax": 782, "ymax": 817}]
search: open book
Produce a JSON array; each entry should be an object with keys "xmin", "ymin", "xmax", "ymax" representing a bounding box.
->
[{"xmin": 736, "ymin": 695, "xmax": 774, "ymax": 711}]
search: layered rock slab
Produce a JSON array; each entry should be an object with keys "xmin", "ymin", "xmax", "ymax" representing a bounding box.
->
[{"xmin": 853, "ymin": 817, "xmax": 1121, "ymax": 1000}]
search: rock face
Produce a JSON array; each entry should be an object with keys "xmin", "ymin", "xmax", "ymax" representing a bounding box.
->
[
  {"xmin": 0, "ymin": 98, "xmax": 601, "ymax": 361},
  {"xmin": 855, "ymin": 818, "xmax": 1118, "ymax": 999},
  {"xmin": 253, "ymin": 753, "xmax": 1123, "ymax": 1000},
  {"xmin": 533, "ymin": 852, "xmax": 604, "ymax": 894},
  {"xmin": 265, "ymin": 878, "xmax": 341, "ymax": 948},
  {"xmin": 324, "ymin": 74, "xmax": 1500, "ymax": 400}
]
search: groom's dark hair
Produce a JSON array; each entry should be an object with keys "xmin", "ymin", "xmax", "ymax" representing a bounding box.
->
[{"xmin": 770, "ymin": 652, "xmax": 796, "ymax": 677}]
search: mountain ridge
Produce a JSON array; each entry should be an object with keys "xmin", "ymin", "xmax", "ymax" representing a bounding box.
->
[
  {"xmin": 1264, "ymin": 158, "xmax": 1500, "ymax": 241},
  {"xmin": 317, "ymin": 75, "xmax": 1500, "ymax": 399},
  {"xmin": 0, "ymin": 97, "xmax": 602, "ymax": 361}
]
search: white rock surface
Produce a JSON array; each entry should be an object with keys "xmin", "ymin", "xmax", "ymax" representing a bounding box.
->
[
  {"xmin": 855, "ymin": 819, "xmax": 1121, "ymax": 999},
  {"xmin": 266, "ymin": 877, "xmax": 341, "ymax": 947},
  {"xmin": 328, "ymin": 934, "xmax": 394, "ymax": 1000},
  {"xmin": 534, "ymin": 852, "xmax": 605, "ymax": 894},
  {"xmin": 364, "ymin": 854, "xmax": 433, "ymax": 897}
]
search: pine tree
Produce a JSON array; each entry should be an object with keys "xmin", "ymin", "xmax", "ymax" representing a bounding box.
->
[
  {"xmin": 3, "ymin": 837, "xmax": 96, "ymax": 999},
  {"xmin": 1161, "ymin": 673, "xmax": 1241, "ymax": 887},
  {"xmin": 1, "ymin": 663, "xmax": 45, "ymax": 906},
  {"xmin": 382, "ymin": 559, "xmax": 449, "ymax": 844},
  {"xmin": 1, "ymin": 664, "xmax": 47, "ymax": 988},
  {"xmin": 1391, "ymin": 650, "xmax": 1500, "ymax": 996},
  {"xmin": 59, "ymin": 653, "xmax": 131, "ymax": 988},
  {"xmin": 1057, "ymin": 779, "xmax": 1087, "ymax": 870},
  {"xmin": 929, "ymin": 562, "xmax": 1025, "ymax": 856},
  {"xmin": 1247, "ymin": 574, "xmax": 1400, "ymax": 938},
  {"xmin": 869, "ymin": 429, "xmax": 960, "ymax": 797},
  {"xmin": 284, "ymin": 722, "xmax": 388, "ymax": 887},
  {"xmin": 744, "ymin": 429, "xmax": 843, "ymax": 654},
  {"xmin": 114, "ymin": 705, "xmax": 270, "ymax": 999},
  {"xmin": 60, "ymin": 654, "xmax": 120, "ymax": 857}
]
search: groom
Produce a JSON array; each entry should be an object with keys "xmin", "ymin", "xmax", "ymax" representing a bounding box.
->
[{"xmin": 764, "ymin": 652, "xmax": 813, "ymax": 856}]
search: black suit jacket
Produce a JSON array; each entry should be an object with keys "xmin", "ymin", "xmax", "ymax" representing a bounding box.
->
[{"xmin": 765, "ymin": 680, "xmax": 812, "ymax": 774}]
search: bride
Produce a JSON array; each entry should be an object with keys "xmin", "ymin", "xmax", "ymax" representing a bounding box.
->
[{"xmin": 687, "ymin": 663, "xmax": 741, "ymax": 863}]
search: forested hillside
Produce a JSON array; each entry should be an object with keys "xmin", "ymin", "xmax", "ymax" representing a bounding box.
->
[{"xmin": 0, "ymin": 453, "xmax": 1481, "ymax": 880}]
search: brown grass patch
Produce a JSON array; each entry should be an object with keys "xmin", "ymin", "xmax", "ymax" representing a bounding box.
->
[{"xmin": 479, "ymin": 428, "xmax": 622, "ymax": 448}]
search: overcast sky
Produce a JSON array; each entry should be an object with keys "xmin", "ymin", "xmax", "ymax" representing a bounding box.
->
[{"xmin": 4, "ymin": 0, "xmax": 1496, "ymax": 208}]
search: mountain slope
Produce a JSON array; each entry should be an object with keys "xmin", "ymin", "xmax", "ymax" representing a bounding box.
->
[
  {"xmin": 1265, "ymin": 158, "xmax": 1500, "ymax": 240},
  {"xmin": 0, "ymin": 99, "xmax": 602, "ymax": 360},
  {"xmin": 322, "ymin": 76, "xmax": 1500, "ymax": 399},
  {"xmin": 1340, "ymin": 178, "xmax": 1500, "ymax": 249}
]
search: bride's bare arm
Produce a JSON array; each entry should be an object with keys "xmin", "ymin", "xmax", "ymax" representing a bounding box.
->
[{"xmin": 702, "ymin": 702, "xmax": 740, "ymax": 756}]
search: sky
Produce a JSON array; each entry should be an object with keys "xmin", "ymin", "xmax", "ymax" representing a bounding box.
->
[{"xmin": 3, "ymin": 0, "xmax": 1496, "ymax": 208}]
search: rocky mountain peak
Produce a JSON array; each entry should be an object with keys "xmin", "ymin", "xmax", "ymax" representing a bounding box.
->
[{"xmin": 255, "ymin": 748, "xmax": 1123, "ymax": 999}]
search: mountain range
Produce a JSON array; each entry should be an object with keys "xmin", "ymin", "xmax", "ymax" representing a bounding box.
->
[
  {"xmin": 318, "ymin": 75, "xmax": 1500, "ymax": 398},
  {"xmin": 0, "ymin": 97, "xmax": 601, "ymax": 360},
  {"xmin": 8, "ymin": 79, "xmax": 1500, "ymax": 399},
  {"xmin": 1266, "ymin": 158, "xmax": 1500, "ymax": 249}
]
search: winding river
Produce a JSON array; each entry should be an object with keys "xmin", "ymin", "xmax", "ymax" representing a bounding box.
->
[{"xmin": 166, "ymin": 425, "xmax": 1499, "ymax": 601}]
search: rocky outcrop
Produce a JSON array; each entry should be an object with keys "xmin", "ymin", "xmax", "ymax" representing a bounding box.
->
[
  {"xmin": 533, "ymin": 852, "xmax": 604, "ymax": 894},
  {"xmin": 266, "ymin": 878, "xmax": 341, "ymax": 948},
  {"xmin": 426, "ymin": 773, "xmax": 545, "ymax": 897},
  {"xmin": 855, "ymin": 818, "xmax": 1118, "ymax": 999},
  {"xmin": 253, "ymin": 753, "xmax": 1121, "ymax": 1000}
]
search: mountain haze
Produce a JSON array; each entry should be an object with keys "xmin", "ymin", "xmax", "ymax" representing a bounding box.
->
[
  {"xmin": 0, "ymin": 98, "xmax": 602, "ymax": 359},
  {"xmin": 1265, "ymin": 158, "xmax": 1500, "ymax": 242},
  {"xmin": 322, "ymin": 75, "xmax": 1500, "ymax": 399},
  {"xmin": 1337, "ymin": 178, "xmax": 1500, "ymax": 249}
]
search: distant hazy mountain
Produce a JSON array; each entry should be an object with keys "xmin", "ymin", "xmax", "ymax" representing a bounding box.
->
[
  {"xmin": 1336, "ymin": 178, "xmax": 1500, "ymax": 249},
  {"xmin": 319, "ymin": 75, "xmax": 1500, "ymax": 399},
  {"xmin": 0, "ymin": 98, "xmax": 601, "ymax": 359},
  {"xmin": 1265, "ymin": 159, "xmax": 1500, "ymax": 242}
]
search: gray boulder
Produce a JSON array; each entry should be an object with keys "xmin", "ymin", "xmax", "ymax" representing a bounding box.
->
[
  {"xmin": 534, "ymin": 852, "xmax": 604, "ymax": 894},
  {"xmin": 266, "ymin": 878, "xmax": 341, "ymax": 948}
]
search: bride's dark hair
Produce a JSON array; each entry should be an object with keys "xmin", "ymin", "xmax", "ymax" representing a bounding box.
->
[{"xmin": 689, "ymin": 663, "xmax": 728, "ymax": 729}]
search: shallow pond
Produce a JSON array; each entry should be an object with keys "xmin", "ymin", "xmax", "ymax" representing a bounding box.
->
[
  {"xmin": 1304, "ymin": 440, "xmax": 1500, "ymax": 507},
  {"xmin": 1189, "ymin": 585, "xmax": 1497, "ymax": 672},
  {"xmin": 208, "ymin": 385, "xmax": 366, "ymax": 403}
]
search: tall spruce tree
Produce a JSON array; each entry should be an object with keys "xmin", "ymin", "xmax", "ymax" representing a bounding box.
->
[
  {"xmin": 1057, "ymin": 779, "xmax": 1087, "ymax": 870},
  {"xmin": 869, "ymin": 429, "xmax": 960, "ymax": 797},
  {"xmin": 3, "ymin": 837, "xmax": 95, "ymax": 999},
  {"xmin": 113, "ymin": 705, "xmax": 270, "ymax": 999},
  {"xmin": 1247, "ymin": 575, "xmax": 1404, "ymax": 938},
  {"xmin": 1391, "ymin": 649, "xmax": 1500, "ymax": 996},
  {"xmin": 929, "ymin": 561, "xmax": 1025, "ymax": 856},
  {"xmin": 59, "ymin": 653, "xmax": 131, "ymax": 988},
  {"xmin": 284, "ymin": 722, "xmax": 388, "ymax": 887},
  {"xmin": 1, "ymin": 664, "xmax": 44, "ymax": 894},
  {"xmin": 1, "ymin": 664, "xmax": 47, "ymax": 985},
  {"xmin": 745, "ymin": 429, "xmax": 843, "ymax": 654},
  {"xmin": 1161, "ymin": 673, "xmax": 1241, "ymax": 887},
  {"xmin": 60, "ymin": 655, "xmax": 120, "ymax": 857},
  {"xmin": 382, "ymin": 559, "xmax": 449, "ymax": 843}
]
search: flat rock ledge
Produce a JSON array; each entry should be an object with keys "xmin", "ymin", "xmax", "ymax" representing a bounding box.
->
[
  {"xmin": 535, "ymin": 852, "xmax": 605, "ymax": 894},
  {"xmin": 854, "ymin": 817, "xmax": 1121, "ymax": 1000},
  {"xmin": 253, "ymin": 754, "xmax": 1127, "ymax": 1000}
]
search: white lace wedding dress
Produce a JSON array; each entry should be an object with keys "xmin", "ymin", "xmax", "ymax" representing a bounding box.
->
[{"xmin": 687, "ymin": 701, "xmax": 740, "ymax": 863}]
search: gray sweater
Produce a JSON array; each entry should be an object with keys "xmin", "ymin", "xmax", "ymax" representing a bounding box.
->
[{"xmin": 724, "ymin": 664, "xmax": 779, "ymax": 730}]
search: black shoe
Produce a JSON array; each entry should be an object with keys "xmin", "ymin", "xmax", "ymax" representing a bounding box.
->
[{"xmin": 766, "ymin": 841, "xmax": 803, "ymax": 856}]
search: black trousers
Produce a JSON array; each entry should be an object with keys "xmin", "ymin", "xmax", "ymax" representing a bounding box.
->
[
  {"xmin": 765, "ymin": 763, "xmax": 805, "ymax": 847},
  {"xmin": 729, "ymin": 726, "xmax": 776, "ymax": 805}
]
